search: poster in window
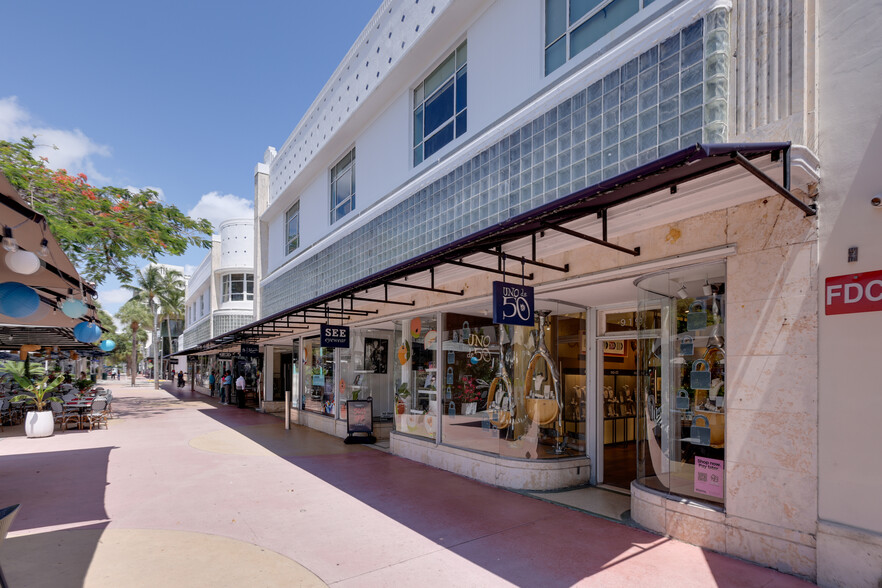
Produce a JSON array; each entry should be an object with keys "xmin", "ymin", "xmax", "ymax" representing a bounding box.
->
[{"xmin": 364, "ymin": 338, "xmax": 388, "ymax": 374}]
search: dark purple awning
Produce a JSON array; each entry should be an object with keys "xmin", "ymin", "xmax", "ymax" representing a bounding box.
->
[{"xmin": 177, "ymin": 142, "xmax": 813, "ymax": 352}]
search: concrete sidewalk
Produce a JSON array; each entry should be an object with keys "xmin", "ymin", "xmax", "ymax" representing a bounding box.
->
[{"xmin": 0, "ymin": 379, "xmax": 813, "ymax": 587}]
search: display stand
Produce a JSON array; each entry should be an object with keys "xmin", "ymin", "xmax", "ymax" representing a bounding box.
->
[{"xmin": 344, "ymin": 398, "xmax": 376, "ymax": 444}]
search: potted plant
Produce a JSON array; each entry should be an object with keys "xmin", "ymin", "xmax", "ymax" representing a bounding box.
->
[{"xmin": 2, "ymin": 361, "xmax": 64, "ymax": 438}]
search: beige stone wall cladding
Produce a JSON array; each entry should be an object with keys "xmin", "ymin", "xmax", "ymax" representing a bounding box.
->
[{"xmin": 629, "ymin": 194, "xmax": 818, "ymax": 580}]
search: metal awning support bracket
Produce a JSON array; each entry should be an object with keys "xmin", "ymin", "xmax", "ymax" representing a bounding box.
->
[
  {"xmin": 730, "ymin": 150, "xmax": 816, "ymax": 216},
  {"xmin": 539, "ymin": 219, "xmax": 640, "ymax": 257},
  {"xmin": 481, "ymin": 247, "xmax": 569, "ymax": 274},
  {"xmin": 385, "ymin": 268, "xmax": 464, "ymax": 296},
  {"xmin": 443, "ymin": 257, "xmax": 534, "ymax": 281}
]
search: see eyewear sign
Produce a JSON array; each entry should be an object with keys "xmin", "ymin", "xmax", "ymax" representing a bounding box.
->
[
  {"xmin": 825, "ymin": 269, "xmax": 882, "ymax": 315},
  {"xmin": 321, "ymin": 324, "xmax": 350, "ymax": 348},
  {"xmin": 492, "ymin": 281, "xmax": 534, "ymax": 326}
]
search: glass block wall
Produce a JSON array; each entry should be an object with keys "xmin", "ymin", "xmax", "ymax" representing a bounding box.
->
[
  {"xmin": 182, "ymin": 318, "xmax": 211, "ymax": 349},
  {"xmin": 263, "ymin": 12, "xmax": 729, "ymax": 317},
  {"xmin": 213, "ymin": 314, "xmax": 254, "ymax": 338}
]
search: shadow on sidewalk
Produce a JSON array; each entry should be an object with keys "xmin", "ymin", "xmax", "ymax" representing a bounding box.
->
[
  {"xmin": 159, "ymin": 384, "xmax": 811, "ymax": 587},
  {"xmin": 1, "ymin": 447, "xmax": 114, "ymax": 586}
]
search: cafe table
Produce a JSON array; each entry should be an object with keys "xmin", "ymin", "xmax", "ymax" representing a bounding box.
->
[{"xmin": 63, "ymin": 396, "xmax": 96, "ymax": 430}]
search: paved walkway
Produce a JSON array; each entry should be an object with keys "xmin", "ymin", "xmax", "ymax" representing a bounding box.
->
[{"xmin": 0, "ymin": 379, "xmax": 813, "ymax": 587}]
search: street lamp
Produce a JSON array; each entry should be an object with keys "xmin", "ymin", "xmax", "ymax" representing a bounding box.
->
[{"xmin": 151, "ymin": 295, "xmax": 160, "ymax": 390}]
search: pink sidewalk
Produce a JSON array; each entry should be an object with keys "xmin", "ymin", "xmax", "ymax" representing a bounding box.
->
[{"xmin": 0, "ymin": 379, "xmax": 814, "ymax": 587}]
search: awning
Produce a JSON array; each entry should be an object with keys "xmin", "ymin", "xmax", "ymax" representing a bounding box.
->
[
  {"xmin": 179, "ymin": 142, "xmax": 815, "ymax": 355},
  {"xmin": 1, "ymin": 171, "xmax": 103, "ymax": 350}
]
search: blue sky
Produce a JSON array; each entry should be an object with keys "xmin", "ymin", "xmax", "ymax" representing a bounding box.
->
[{"xmin": 0, "ymin": 0, "xmax": 380, "ymax": 318}]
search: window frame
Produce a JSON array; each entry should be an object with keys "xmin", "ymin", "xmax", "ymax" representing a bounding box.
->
[
  {"xmin": 412, "ymin": 40, "xmax": 468, "ymax": 167},
  {"xmin": 221, "ymin": 273, "xmax": 255, "ymax": 303},
  {"xmin": 330, "ymin": 148, "xmax": 356, "ymax": 225},
  {"xmin": 544, "ymin": 0, "xmax": 658, "ymax": 76},
  {"xmin": 285, "ymin": 201, "xmax": 300, "ymax": 254}
]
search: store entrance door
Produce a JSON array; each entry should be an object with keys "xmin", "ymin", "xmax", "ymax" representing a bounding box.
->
[{"xmin": 595, "ymin": 309, "xmax": 641, "ymax": 491}]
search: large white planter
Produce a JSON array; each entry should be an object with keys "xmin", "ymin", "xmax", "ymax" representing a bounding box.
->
[{"xmin": 24, "ymin": 410, "xmax": 55, "ymax": 438}]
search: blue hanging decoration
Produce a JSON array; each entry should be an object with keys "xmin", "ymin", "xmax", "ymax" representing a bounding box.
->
[
  {"xmin": 99, "ymin": 339, "xmax": 116, "ymax": 352},
  {"xmin": 61, "ymin": 299, "xmax": 88, "ymax": 319},
  {"xmin": 0, "ymin": 281, "xmax": 40, "ymax": 318},
  {"xmin": 73, "ymin": 321, "xmax": 102, "ymax": 344}
]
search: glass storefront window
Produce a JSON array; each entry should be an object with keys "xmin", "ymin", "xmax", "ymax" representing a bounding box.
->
[
  {"xmin": 439, "ymin": 310, "xmax": 586, "ymax": 460},
  {"xmin": 391, "ymin": 315, "xmax": 439, "ymax": 439},
  {"xmin": 636, "ymin": 261, "xmax": 726, "ymax": 505},
  {"xmin": 301, "ymin": 337, "xmax": 335, "ymax": 416},
  {"xmin": 338, "ymin": 327, "xmax": 395, "ymax": 422}
]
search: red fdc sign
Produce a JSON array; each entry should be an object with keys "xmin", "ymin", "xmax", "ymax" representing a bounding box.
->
[{"xmin": 825, "ymin": 269, "xmax": 882, "ymax": 315}]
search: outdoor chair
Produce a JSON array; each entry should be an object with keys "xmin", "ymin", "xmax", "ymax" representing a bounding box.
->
[
  {"xmin": 62, "ymin": 393, "xmax": 76, "ymax": 403},
  {"xmin": 51, "ymin": 401, "xmax": 79, "ymax": 432},
  {"xmin": 0, "ymin": 503, "xmax": 21, "ymax": 588},
  {"xmin": 82, "ymin": 399, "xmax": 108, "ymax": 431},
  {"xmin": 58, "ymin": 400, "xmax": 83, "ymax": 432},
  {"xmin": 104, "ymin": 392, "xmax": 114, "ymax": 418},
  {"xmin": 0, "ymin": 399, "xmax": 11, "ymax": 428}
]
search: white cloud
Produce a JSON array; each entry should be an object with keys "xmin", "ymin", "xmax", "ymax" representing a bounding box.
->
[
  {"xmin": 97, "ymin": 287, "xmax": 134, "ymax": 305},
  {"xmin": 0, "ymin": 96, "xmax": 112, "ymax": 183},
  {"xmin": 187, "ymin": 191, "xmax": 254, "ymax": 232}
]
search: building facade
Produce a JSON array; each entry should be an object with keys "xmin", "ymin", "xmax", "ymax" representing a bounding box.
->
[
  {"xmin": 180, "ymin": 219, "xmax": 256, "ymax": 393},
  {"xmin": 230, "ymin": 0, "xmax": 879, "ymax": 584}
]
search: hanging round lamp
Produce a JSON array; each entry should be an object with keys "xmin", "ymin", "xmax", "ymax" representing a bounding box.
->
[
  {"xmin": 73, "ymin": 321, "xmax": 102, "ymax": 344},
  {"xmin": 99, "ymin": 339, "xmax": 116, "ymax": 352},
  {"xmin": 5, "ymin": 249, "xmax": 41, "ymax": 275},
  {"xmin": 0, "ymin": 281, "xmax": 40, "ymax": 318},
  {"xmin": 61, "ymin": 298, "xmax": 88, "ymax": 319}
]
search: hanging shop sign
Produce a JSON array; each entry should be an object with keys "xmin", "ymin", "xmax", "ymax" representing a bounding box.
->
[
  {"xmin": 217, "ymin": 352, "xmax": 233, "ymax": 359},
  {"xmin": 240, "ymin": 343, "xmax": 260, "ymax": 357},
  {"xmin": 320, "ymin": 324, "xmax": 350, "ymax": 348},
  {"xmin": 825, "ymin": 269, "xmax": 882, "ymax": 315},
  {"xmin": 492, "ymin": 281, "xmax": 534, "ymax": 326},
  {"xmin": 168, "ymin": 358, "xmax": 179, "ymax": 365}
]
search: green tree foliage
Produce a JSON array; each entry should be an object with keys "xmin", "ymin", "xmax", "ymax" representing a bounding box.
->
[
  {"xmin": 124, "ymin": 265, "xmax": 184, "ymax": 361},
  {"xmin": 0, "ymin": 137, "xmax": 213, "ymax": 284}
]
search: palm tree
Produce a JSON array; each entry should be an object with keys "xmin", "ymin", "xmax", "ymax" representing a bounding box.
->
[
  {"xmin": 159, "ymin": 284, "xmax": 185, "ymax": 357},
  {"xmin": 116, "ymin": 298, "xmax": 152, "ymax": 385},
  {"xmin": 124, "ymin": 265, "xmax": 183, "ymax": 389}
]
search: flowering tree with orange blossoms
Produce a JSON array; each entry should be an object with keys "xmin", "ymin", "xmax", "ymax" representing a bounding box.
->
[{"xmin": 0, "ymin": 137, "xmax": 213, "ymax": 284}]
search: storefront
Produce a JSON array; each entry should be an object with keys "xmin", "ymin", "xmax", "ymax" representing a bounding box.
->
[{"xmin": 196, "ymin": 142, "xmax": 819, "ymax": 574}]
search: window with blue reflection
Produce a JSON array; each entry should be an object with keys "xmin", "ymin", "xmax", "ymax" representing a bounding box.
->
[
  {"xmin": 545, "ymin": 0, "xmax": 660, "ymax": 75},
  {"xmin": 413, "ymin": 41, "xmax": 467, "ymax": 166}
]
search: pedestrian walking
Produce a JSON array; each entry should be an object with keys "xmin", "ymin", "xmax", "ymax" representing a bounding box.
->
[
  {"xmin": 221, "ymin": 371, "xmax": 231, "ymax": 404},
  {"xmin": 208, "ymin": 371, "xmax": 216, "ymax": 397},
  {"xmin": 177, "ymin": 370, "xmax": 185, "ymax": 388},
  {"xmin": 235, "ymin": 374, "xmax": 246, "ymax": 407}
]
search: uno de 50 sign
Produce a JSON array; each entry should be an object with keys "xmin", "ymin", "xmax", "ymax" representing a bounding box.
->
[
  {"xmin": 492, "ymin": 281, "xmax": 534, "ymax": 326},
  {"xmin": 825, "ymin": 269, "xmax": 882, "ymax": 315},
  {"xmin": 321, "ymin": 324, "xmax": 350, "ymax": 348}
]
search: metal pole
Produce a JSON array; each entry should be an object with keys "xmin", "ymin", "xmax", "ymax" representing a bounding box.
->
[
  {"xmin": 152, "ymin": 298, "xmax": 159, "ymax": 390},
  {"xmin": 130, "ymin": 321, "xmax": 139, "ymax": 387}
]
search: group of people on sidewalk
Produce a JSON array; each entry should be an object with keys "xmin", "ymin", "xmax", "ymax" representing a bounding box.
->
[{"xmin": 207, "ymin": 370, "xmax": 244, "ymax": 405}]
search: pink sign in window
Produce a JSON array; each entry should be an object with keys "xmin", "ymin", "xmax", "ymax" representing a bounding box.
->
[{"xmin": 694, "ymin": 456, "xmax": 725, "ymax": 498}]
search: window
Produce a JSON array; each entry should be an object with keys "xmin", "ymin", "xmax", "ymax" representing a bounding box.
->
[
  {"xmin": 545, "ymin": 0, "xmax": 650, "ymax": 75},
  {"xmin": 222, "ymin": 273, "xmax": 254, "ymax": 302},
  {"xmin": 635, "ymin": 261, "xmax": 726, "ymax": 505},
  {"xmin": 413, "ymin": 41, "xmax": 467, "ymax": 166},
  {"xmin": 330, "ymin": 148, "xmax": 355, "ymax": 224},
  {"xmin": 285, "ymin": 202, "xmax": 300, "ymax": 253}
]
